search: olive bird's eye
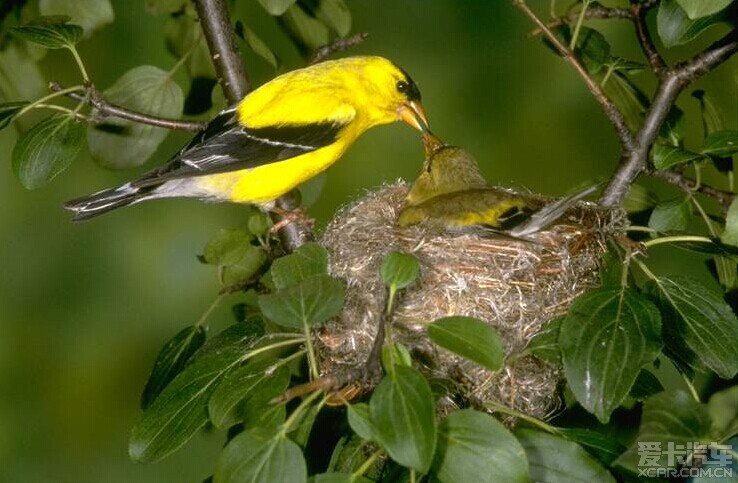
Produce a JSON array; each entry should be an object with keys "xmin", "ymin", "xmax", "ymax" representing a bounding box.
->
[{"xmin": 396, "ymin": 80, "xmax": 409, "ymax": 93}]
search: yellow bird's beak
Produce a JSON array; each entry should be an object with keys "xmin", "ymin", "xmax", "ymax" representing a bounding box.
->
[{"xmin": 397, "ymin": 101, "xmax": 430, "ymax": 133}]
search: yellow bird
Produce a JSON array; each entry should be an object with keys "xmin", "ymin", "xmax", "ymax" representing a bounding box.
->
[{"xmin": 65, "ymin": 56, "xmax": 429, "ymax": 221}]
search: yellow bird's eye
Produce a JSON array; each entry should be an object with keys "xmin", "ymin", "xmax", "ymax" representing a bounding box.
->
[{"xmin": 396, "ymin": 80, "xmax": 409, "ymax": 93}]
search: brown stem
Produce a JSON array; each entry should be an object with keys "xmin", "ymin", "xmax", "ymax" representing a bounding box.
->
[
  {"xmin": 310, "ymin": 33, "xmax": 369, "ymax": 64},
  {"xmin": 631, "ymin": 2, "xmax": 666, "ymax": 75},
  {"xmin": 193, "ymin": 0, "xmax": 250, "ymax": 103},
  {"xmin": 530, "ymin": 4, "xmax": 633, "ymax": 37},
  {"xmin": 601, "ymin": 31, "xmax": 738, "ymax": 206},
  {"xmin": 513, "ymin": 0, "xmax": 635, "ymax": 151},
  {"xmin": 648, "ymin": 169, "xmax": 734, "ymax": 211},
  {"xmin": 49, "ymin": 82, "xmax": 205, "ymax": 132}
]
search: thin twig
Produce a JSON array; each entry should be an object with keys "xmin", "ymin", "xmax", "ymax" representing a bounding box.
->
[
  {"xmin": 631, "ymin": 2, "xmax": 666, "ymax": 75},
  {"xmin": 310, "ymin": 33, "xmax": 369, "ymax": 64},
  {"xmin": 193, "ymin": 0, "xmax": 250, "ymax": 103},
  {"xmin": 601, "ymin": 31, "xmax": 738, "ymax": 206},
  {"xmin": 648, "ymin": 169, "xmax": 734, "ymax": 211},
  {"xmin": 48, "ymin": 82, "xmax": 205, "ymax": 132},
  {"xmin": 513, "ymin": 0, "xmax": 635, "ymax": 151},
  {"xmin": 529, "ymin": 4, "xmax": 633, "ymax": 37}
]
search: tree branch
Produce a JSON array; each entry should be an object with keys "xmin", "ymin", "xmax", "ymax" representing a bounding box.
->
[
  {"xmin": 193, "ymin": 0, "xmax": 250, "ymax": 103},
  {"xmin": 516, "ymin": 0, "xmax": 737, "ymax": 208},
  {"xmin": 648, "ymin": 169, "xmax": 734, "ymax": 211},
  {"xmin": 601, "ymin": 31, "xmax": 738, "ymax": 206},
  {"xmin": 310, "ymin": 33, "xmax": 369, "ymax": 64},
  {"xmin": 529, "ymin": 4, "xmax": 633, "ymax": 37},
  {"xmin": 631, "ymin": 1, "xmax": 667, "ymax": 75},
  {"xmin": 513, "ymin": 0, "xmax": 635, "ymax": 151},
  {"xmin": 49, "ymin": 82, "xmax": 206, "ymax": 132}
]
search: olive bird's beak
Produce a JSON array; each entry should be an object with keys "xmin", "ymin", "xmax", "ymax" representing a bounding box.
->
[
  {"xmin": 397, "ymin": 101, "xmax": 430, "ymax": 133},
  {"xmin": 421, "ymin": 131, "xmax": 445, "ymax": 157}
]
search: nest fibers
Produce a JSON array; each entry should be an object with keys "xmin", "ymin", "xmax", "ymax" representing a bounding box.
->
[{"xmin": 318, "ymin": 182, "xmax": 625, "ymax": 419}]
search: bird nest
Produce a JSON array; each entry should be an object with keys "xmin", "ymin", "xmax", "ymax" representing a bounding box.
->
[{"xmin": 317, "ymin": 182, "xmax": 626, "ymax": 420}]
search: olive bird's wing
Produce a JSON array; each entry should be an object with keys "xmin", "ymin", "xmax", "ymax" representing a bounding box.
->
[
  {"xmin": 508, "ymin": 185, "xmax": 598, "ymax": 238},
  {"xmin": 131, "ymin": 105, "xmax": 354, "ymax": 188}
]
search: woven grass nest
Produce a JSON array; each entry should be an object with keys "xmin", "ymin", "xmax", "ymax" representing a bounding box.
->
[{"xmin": 317, "ymin": 182, "xmax": 626, "ymax": 420}]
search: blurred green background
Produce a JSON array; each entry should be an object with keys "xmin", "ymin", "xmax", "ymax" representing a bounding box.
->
[{"xmin": 0, "ymin": 0, "xmax": 735, "ymax": 481}]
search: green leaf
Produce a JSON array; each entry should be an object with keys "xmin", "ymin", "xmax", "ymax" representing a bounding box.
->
[
  {"xmin": 240, "ymin": 25, "xmax": 279, "ymax": 69},
  {"xmin": 658, "ymin": 237, "xmax": 738, "ymax": 257},
  {"xmin": 648, "ymin": 197, "xmax": 692, "ymax": 232},
  {"xmin": 0, "ymin": 43, "xmax": 47, "ymax": 105},
  {"xmin": 222, "ymin": 246, "xmax": 268, "ymax": 286},
  {"xmin": 39, "ymin": 0, "xmax": 114, "ymax": 37},
  {"xmin": 347, "ymin": 403, "xmax": 378, "ymax": 441},
  {"xmin": 311, "ymin": 474, "xmax": 371, "ymax": 483},
  {"xmin": 129, "ymin": 323, "xmax": 262, "ymax": 462},
  {"xmin": 289, "ymin": 398, "xmax": 322, "ymax": 447},
  {"xmin": 657, "ymin": 0, "xmax": 726, "ymax": 47},
  {"xmin": 652, "ymin": 142, "xmax": 705, "ymax": 170},
  {"xmin": 241, "ymin": 365, "xmax": 291, "ymax": 431},
  {"xmin": 702, "ymin": 130, "xmax": 738, "ymax": 157},
  {"xmin": 370, "ymin": 366, "xmax": 436, "ymax": 473},
  {"xmin": 432, "ymin": 409, "xmax": 528, "ymax": 483},
  {"xmin": 327, "ymin": 436, "xmax": 376, "ymax": 474},
  {"xmin": 692, "ymin": 89, "xmax": 725, "ymax": 135},
  {"xmin": 381, "ymin": 342, "xmax": 413, "ymax": 374},
  {"xmin": 311, "ymin": 0, "xmax": 352, "ymax": 36},
  {"xmin": 560, "ymin": 287, "xmax": 662, "ymax": 423},
  {"xmin": 615, "ymin": 390, "xmax": 712, "ymax": 471},
  {"xmin": 12, "ymin": 114, "xmax": 85, "ymax": 189},
  {"xmin": 202, "ymin": 228, "xmax": 252, "ymax": 266},
  {"xmin": 164, "ymin": 14, "xmax": 215, "ymax": 82},
  {"xmin": 380, "ymin": 251, "xmax": 420, "ymax": 290},
  {"xmin": 575, "ymin": 27, "xmax": 611, "ymax": 75},
  {"xmin": 662, "ymin": 107, "xmax": 686, "ymax": 148},
  {"xmin": 427, "ymin": 316, "xmax": 504, "ymax": 372},
  {"xmin": 87, "ymin": 65, "xmax": 183, "ymax": 169},
  {"xmin": 629, "ymin": 369, "xmax": 664, "ymax": 401},
  {"xmin": 623, "ymin": 184, "xmax": 657, "ymax": 213},
  {"xmin": 527, "ymin": 316, "xmax": 563, "ymax": 364},
  {"xmin": 545, "ymin": 25, "xmax": 610, "ymax": 75},
  {"xmin": 269, "ymin": 242, "xmax": 329, "ymax": 290},
  {"xmin": 602, "ymin": 71, "xmax": 648, "ymax": 133},
  {"xmin": 557, "ymin": 427, "xmax": 627, "ymax": 466},
  {"xmin": 649, "ymin": 276, "xmax": 738, "ymax": 378},
  {"xmin": 280, "ymin": 4, "xmax": 330, "ymax": 56},
  {"xmin": 12, "ymin": 16, "xmax": 83, "ymax": 49},
  {"xmin": 145, "ymin": 0, "xmax": 187, "ymax": 14},
  {"xmin": 0, "ymin": 101, "xmax": 27, "ymax": 130},
  {"xmin": 140, "ymin": 325, "xmax": 206, "ymax": 409},
  {"xmin": 247, "ymin": 210, "xmax": 273, "ymax": 237},
  {"xmin": 259, "ymin": 275, "xmax": 344, "ymax": 330},
  {"xmin": 676, "ymin": 0, "xmax": 734, "ymax": 19},
  {"xmin": 610, "ymin": 57, "xmax": 646, "ymax": 75},
  {"xmin": 722, "ymin": 198, "xmax": 738, "ymax": 247},
  {"xmin": 208, "ymin": 359, "xmax": 278, "ymax": 428},
  {"xmin": 214, "ymin": 429, "xmax": 307, "ymax": 483},
  {"xmin": 257, "ymin": 0, "xmax": 298, "ymax": 15},
  {"xmin": 707, "ymin": 385, "xmax": 738, "ymax": 439},
  {"xmin": 599, "ymin": 251, "xmax": 626, "ymax": 287},
  {"xmin": 516, "ymin": 429, "xmax": 616, "ymax": 483}
]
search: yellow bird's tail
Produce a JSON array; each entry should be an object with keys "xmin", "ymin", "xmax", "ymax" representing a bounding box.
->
[{"xmin": 64, "ymin": 183, "xmax": 149, "ymax": 222}]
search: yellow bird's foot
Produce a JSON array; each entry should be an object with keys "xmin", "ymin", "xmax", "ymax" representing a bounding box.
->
[{"xmin": 269, "ymin": 207, "xmax": 315, "ymax": 234}]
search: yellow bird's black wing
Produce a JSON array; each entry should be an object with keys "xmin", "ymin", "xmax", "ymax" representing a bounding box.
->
[{"xmin": 132, "ymin": 107, "xmax": 348, "ymax": 188}]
